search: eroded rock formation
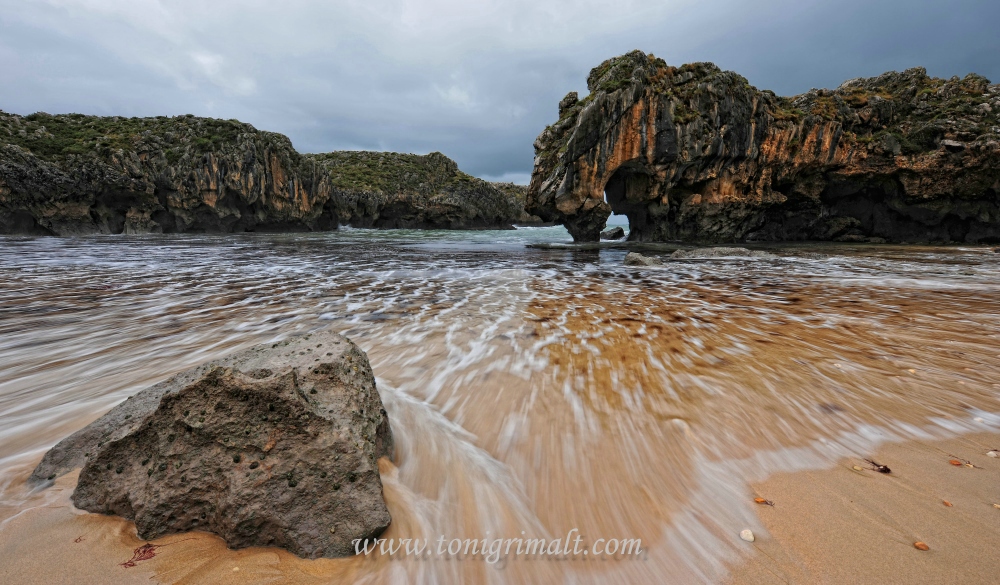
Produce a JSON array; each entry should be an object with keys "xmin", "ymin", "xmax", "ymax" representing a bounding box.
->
[
  {"xmin": 527, "ymin": 50, "xmax": 1000, "ymax": 243},
  {"xmin": 0, "ymin": 111, "xmax": 528, "ymax": 234},
  {"xmin": 30, "ymin": 330, "xmax": 393, "ymax": 559},
  {"xmin": 316, "ymin": 150, "xmax": 532, "ymax": 229}
]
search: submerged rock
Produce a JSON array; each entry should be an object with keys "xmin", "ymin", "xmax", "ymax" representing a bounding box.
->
[
  {"xmin": 527, "ymin": 50, "xmax": 1000, "ymax": 243},
  {"xmin": 601, "ymin": 226, "xmax": 626, "ymax": 240},
  {"xmin": 671, "ymin": 247, "xmax": 775, "ymax": 259},
  {"xmin": 29, "ymin": 330, "xmax": 393, "ymax": 559},
  {"xmin": 624, "ymin": 251, "xmax": 663, "ymax": 266}
]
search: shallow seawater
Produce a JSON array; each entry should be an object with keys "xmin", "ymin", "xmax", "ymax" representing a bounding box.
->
[{"xmin": 0, "ymin": 227, "xmax": 999, "ymax": 583}]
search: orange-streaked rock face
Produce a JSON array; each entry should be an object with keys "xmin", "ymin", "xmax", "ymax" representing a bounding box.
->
[{"xmin": 528, "ymin": 50, "xmax": 1000, "ymax": 243}]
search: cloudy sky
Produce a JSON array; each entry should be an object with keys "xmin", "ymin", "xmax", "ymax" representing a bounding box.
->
[{"xmin": 2, "ymin": 0, "xmax": 998, "ymax": 184}]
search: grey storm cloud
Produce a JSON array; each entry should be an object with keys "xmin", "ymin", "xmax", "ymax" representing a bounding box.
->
[{"xmin": 1, "ymin": 0, "xmax": 998, "ymax": 184}]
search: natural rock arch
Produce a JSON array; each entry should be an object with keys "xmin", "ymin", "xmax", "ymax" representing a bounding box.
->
[
  {"xmin": 602, "ymin": 161, "xmax": 657, "ymax": 241},
  {"xmin": 527, "ymin": 50, "xmax": 1000, "ymax": 244}
]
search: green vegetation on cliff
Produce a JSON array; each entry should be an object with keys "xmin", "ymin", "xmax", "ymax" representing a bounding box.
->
[
  {"xmin": 308, "ymin": 149, "xmax": 529, "ymax": 229},
  {"xmin": 0, "ymin": 112, "xmax": 291, "ymax": 165},
  {"xmin": 310, "ymin": 150, "xmax": 478, "ymax": 194},
  {"xmin": 0, "ymin": 110, "xmax": 528, "ymax": 235},
  {"xmin": 528, "ymin": 49, "xmax": 1000, "ymax": 243},
  {"xmin": 541, "ymin": 50, "xmax": 999, "ymax": 165}
]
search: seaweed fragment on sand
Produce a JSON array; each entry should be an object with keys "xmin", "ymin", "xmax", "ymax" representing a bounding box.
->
[
  {"xmin": 864, "ymin": 458, "xmax": 891, "ymax": 474},
  {"xmin": 120, "ymin": 543, "xmax": 159, "ymax": 568}
]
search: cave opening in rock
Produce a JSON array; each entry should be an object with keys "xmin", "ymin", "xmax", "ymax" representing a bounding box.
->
[
  {"xmin": 603, "ymin": 163, "xmax": 652, "ymax": 241},
  {"xmin": 603, "ymin": 192, "xmax": 630, "ymax": 238}
]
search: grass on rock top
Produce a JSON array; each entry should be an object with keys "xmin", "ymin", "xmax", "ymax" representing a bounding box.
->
[
  {"xmin": 310, "ymin": 151, "xmax": 483, "ymax": 195},
  {"xmin": 0, "ymin": 111, "xmax": 270, "ymax": 162}
]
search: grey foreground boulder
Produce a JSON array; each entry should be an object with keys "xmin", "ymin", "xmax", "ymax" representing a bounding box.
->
[
  {"xmin": 29, "ymin": 330, "xmax": 393, "ymax": 559},
  {"xmin": 670, "ymin": 247, "xmax": 775, "ymax": 259},
  {"xmin": 601, "ymin": 226, "xmax": 626, "ymax": 240},
  {"xmin": 623, "ymin": 252, "xmax": 663, "ymax": 266}
]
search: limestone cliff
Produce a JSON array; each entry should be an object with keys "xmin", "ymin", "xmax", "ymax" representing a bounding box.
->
[
  {"xmin": 527, "ymin": 50, "xmax": 1000, "ymax": 243},
  {"xmin": 312, "ymin": 151, "xmax": 529, "ymax": 229},
  {"xmin": 0, "ymin": 111, "xmax": 526, "ymax": 235}
]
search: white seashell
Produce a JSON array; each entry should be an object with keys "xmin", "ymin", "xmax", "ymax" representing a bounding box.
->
[
  {"xmin": 987, "ymin": 451, "xmax": 998, "ymax": 458},
  {"xmin": 740, "ymin": 529, "xmax": 755, "ymax": 542}
]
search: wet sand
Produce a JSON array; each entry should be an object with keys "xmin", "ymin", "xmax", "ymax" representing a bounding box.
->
[
  {"xmin": 0, "ymin": 459, "xmax": 565, "ymax": 585},
  {"xmin": 3, "ymin": 432, "xmax": 999, "ymax": 584},
  {"xmin": 2, "ymin": 234, "xmax": 1000, "ymax": 583},
  {"xmin": 727, "ymin": 432, "xmax": 1000, "ymax": 584}
]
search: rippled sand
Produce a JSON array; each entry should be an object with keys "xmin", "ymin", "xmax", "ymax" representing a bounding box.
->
[{"xmin": 1, "ymin": 229, "xmax": 998, "ymax": 583}]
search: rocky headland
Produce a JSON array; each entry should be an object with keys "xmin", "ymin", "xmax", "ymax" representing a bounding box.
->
[
  {"xmin": 527, "ymin": 50, "xmax": 1000, "ymax": 243},
  {"xmin": 0, "ymin": 110, "xmax": 531, "ymax": 235}
]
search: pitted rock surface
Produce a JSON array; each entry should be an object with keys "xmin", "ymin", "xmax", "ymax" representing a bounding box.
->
[{"xmin": 30, "ymin": 330, "xmax": 392, "ymax": 558}]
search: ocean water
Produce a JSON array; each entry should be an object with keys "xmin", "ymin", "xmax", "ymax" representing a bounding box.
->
[{"xmin": 0, "ymin": 228, "xmax": 998, "ymax": 583}]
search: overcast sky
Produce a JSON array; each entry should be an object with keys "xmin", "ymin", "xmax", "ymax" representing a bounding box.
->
[{"xmin": 2, "ymin": 0, "xmax": 998, "ymax": 184}]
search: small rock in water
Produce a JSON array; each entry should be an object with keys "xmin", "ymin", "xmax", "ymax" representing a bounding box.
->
[
  {"xmin": 914, "ymin": 542, "xmax": 930, "ymax": 551},
  {"xmin": 624, "ymin": 252, "xmax": 663, "ymax": 266},
  {"xmin": 739, "ymin": 529, "xmax": 755, "ymax": 542},
  {"xmin": 600, "ymin": 226, "xmax": 626, "ymax": 240},
  {"xmin": 974, "ymin": 417, "xmax": 986, "ymax": 423}
]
